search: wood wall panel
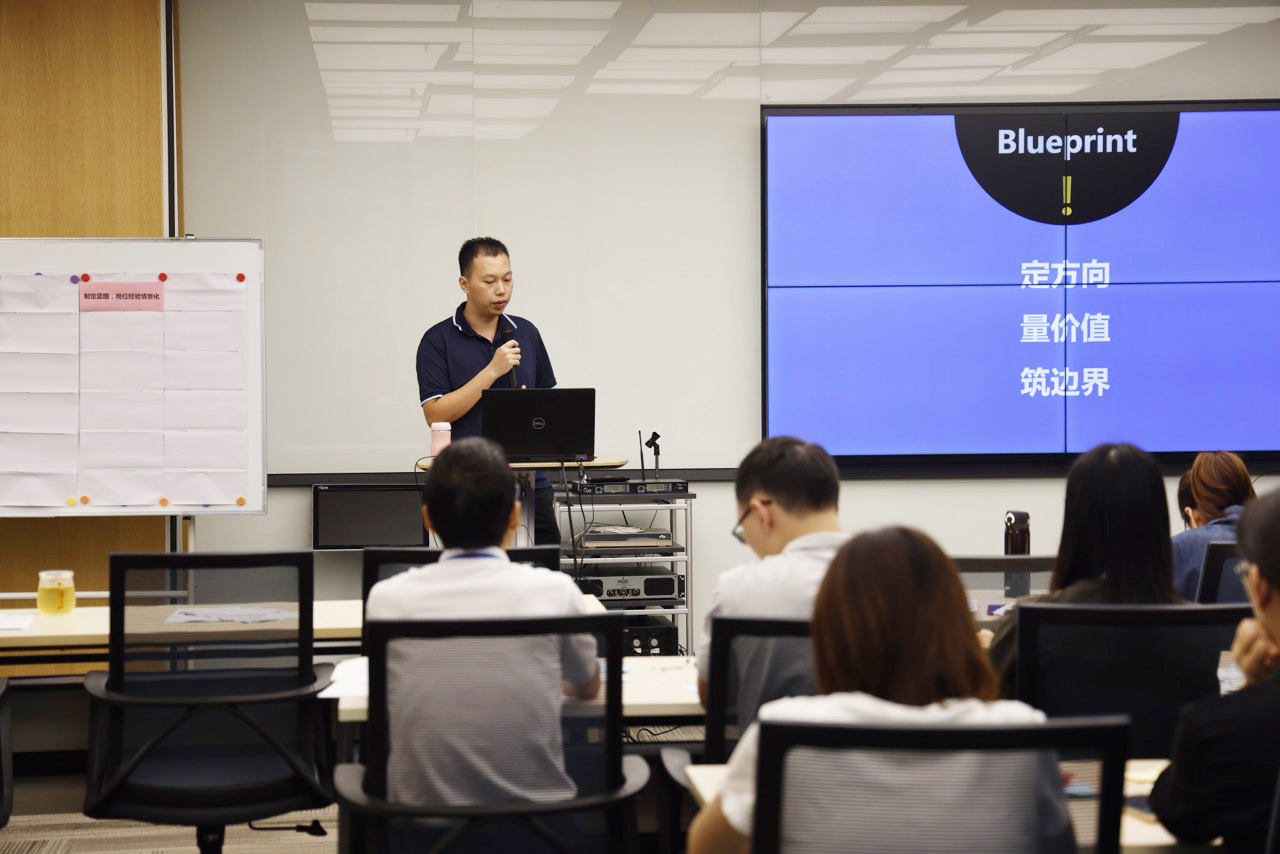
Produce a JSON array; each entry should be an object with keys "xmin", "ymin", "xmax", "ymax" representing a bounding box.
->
[{"xmin": 0, "ymin": 0, "xmax": 169, "ymax": 675}]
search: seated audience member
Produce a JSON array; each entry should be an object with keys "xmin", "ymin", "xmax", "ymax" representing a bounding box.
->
[
  {"xmin": 987, "ymin": 443, "xmax": 1179, "ymax": 696},
  {"xmin": 1171, "ymin": 451, "xmax": 1255, "ymax": 600},
  {"xmin": 1151, "ymin": 489, "xmax": 1280, "ymax": 850},
  {"xmin": 694, "ymin": 437, "xmax": 848, "ymax": 714},
  {"xmin": 365, "ymin": 437, "xmax": 599, "ymax": 809},
  {"xmin": 687, "ymin": 527, "xmax": 1073, "ymax": 854}
]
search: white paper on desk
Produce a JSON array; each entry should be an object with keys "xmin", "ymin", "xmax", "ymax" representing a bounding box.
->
[
  {"xmin": 165, "ymin": 311, "xmax": 245, "ymax": 352},
  {"xmin": 163, "ymin": 469, "xmax": 248, "ymax": 505},
  {"xmin": 80, "ymin": 350, "xmax": 163, "ymax": 391},
  {"xmin": 0, "ymin": 613, "xmax": 35, "ymax": 631},
  {"xmin": 164, "ymin": 431, "xmax": 247, "ymax": 471},
  {"xmin": 164, "ymin": 390, "xmax": 247, "ymax": 430},
  {"xmin": 81, "ymin": 431, "xmax": 163, "ymax": 469},
  {"xmin": 80, "ymin": 311, "xmax": 163, "ymax": 351},
  {"xmin": 0, "ymin": 392, "xmax": 78, "ymax": 434},
  {"xmin": 165, "ymin": 606, "xmax": 298, "ymax": 624},
  {"xmin": 164, "ymin": 273, "xmax": 247, "ymax": 312},
  {"xmin": 0, "ymin": 433, "xmax": 77, "ymax": 473},
  {"xmin": 77, "ymin": 469, "xmax": 164, "ymax": 506},
  {"xmin": 0, "ymin": 471, "xmax": 77, "ymax": 506},
  {"xmin": 319, "ymin": 656, "xmax": 369, "ymax": 699},
  {"xmin": 0, "ymin": 274, "xmax": 79, "ymax": 313},
  {"xmin": 0, "ymin": 352, "xmax": 78, "ymax": 394},
  {"xmin": 164, "ymin": 350, "xmax": 246, "ymax": 391},
  {"xmin": 81, "ymin": 389, "xmax": 163, "ymax": 430},
  {"xmin": 0, "ymin": 312, "xmax": 78, "ymax": 354}
]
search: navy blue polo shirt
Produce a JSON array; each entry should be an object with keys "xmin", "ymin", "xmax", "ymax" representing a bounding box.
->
[{"xmin": 416, "ymin": 302, "xmax": 556, "ymax": 442}]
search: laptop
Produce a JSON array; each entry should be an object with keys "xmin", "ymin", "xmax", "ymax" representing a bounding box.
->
[{"xmin": 481, "ymin": 388, "xmax": 595, "ymax": 463}]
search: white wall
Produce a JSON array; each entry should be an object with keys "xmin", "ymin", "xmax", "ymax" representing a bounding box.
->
[{"xmin": 180, "ymin": 0, "xmax": 1280, "ymax": 649}]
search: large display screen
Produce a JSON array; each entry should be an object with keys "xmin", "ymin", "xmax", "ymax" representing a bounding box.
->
[{"xmin": 763, "ymin": 103, "xmax": 1280, "ymax": 460}]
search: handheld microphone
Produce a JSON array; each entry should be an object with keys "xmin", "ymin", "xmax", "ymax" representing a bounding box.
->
[{"xmin": 497, "ymin": 319, "xmax": 518, "ymax": 389}]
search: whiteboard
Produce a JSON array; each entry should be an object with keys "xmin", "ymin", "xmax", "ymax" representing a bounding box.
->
[{"xmin": 0, "ymin": 239, "xmax": 265, "ymax": 516}]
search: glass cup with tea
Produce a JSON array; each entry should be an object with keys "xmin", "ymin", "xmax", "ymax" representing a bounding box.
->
[{"xmin": 37, "ymin": 569, "xmax": 76, "ymax": 615}]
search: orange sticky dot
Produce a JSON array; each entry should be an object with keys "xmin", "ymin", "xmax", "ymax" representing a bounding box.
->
[
  {"xmin": 80, "ymin": 495, "xmax": 90, "ymax": 505},
  {"xmin": 158, "ymin": 272, "xmax": 168, "ymax": 282},
  {"xmin": 81, "ymin": 274, "xmax": 91, "ymax": 282},
  {"xmin": 159, "ymin": 497, "xmax": 169, "ymax": 507},
  {"xmin": 236, "ymin": 496, "xmax": 246, "ymax": 506},
  {"xmin": 66, "ymin": 497, "xmax": 76, "ymax": 506},
  {"xmin": 236, "ymin": 273, "xmax": 245, "ymax": 282}
]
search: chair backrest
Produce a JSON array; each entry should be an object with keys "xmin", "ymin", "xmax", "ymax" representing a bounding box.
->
[
  {"xmin": 1195, "ymin": 541, "xmax": 1247, "ymax": 604},
  {"xmin": 705, "ymin": 617, "xmax": 814, "ymax": 764},
  {"xmin": 363, "ymin": 614, "xmax": 624, "ymax": 824},
  {"xmin": 100, "ymin": 552, "xmax": 322, "ymax": 800},
  {"xmin": 361, "ymin": 546, "xmax": 561, "ymax": 604},
  {"xmin": 752, "ymin": 716, "xmax": 1129, "ymax": 854},
  {"xmin": 1016, "ymin": 602, "xmax": 1249, "ymax": 757}
]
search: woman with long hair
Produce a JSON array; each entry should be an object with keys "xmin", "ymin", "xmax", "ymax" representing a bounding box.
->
[
  {"xmin": 988, "ymin": 442, "xmax": 1180, "ymax": 695},
  {"xmin": 688, "ymin": 526, "xmax": 1071, "ymax": 853}
]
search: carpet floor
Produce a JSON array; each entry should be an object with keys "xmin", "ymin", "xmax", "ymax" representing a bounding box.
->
[{"xmin": 0, "ymin": 807, "xmax": 339, "ymax": 853}]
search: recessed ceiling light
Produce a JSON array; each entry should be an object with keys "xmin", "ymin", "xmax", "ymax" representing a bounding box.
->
[
  {"xmin": 762, "ymin": 78, "xmax": 852, "ymax": 101},
  {"xmin": 325, "ymin": 86, "xmax": 421, "ymax": 97},
  {"xmin": 309, "ymin": 27, "xmax": 472, "ymax": 43},
  {"xmin": 306, "ymin": 3, "xmax": 459, "ymax": 23},
  {"xmin": 896, "ymin": 52, "xmax": 1029, "ymax": 68},
  {"xmin": 762, "ymin": 12, "xmax": 807, "ymax": 44},
  {"xmin": 980, "ymin": 7, "xmax": 1280, "ymax": 27},
  {"xmin": 930, "ymin": 32, "xmax": 1067, "ymax": 48},
  {"xmin": 475, "ymin": 74, "xmax": 575, "ymax": 89},
  {"xmin": 474, "ymin": 28, "xmax": 607, "ymax": 46},
  {"xmin": 805, "ymin": 5, "xmax": 966, "ymax": 24},
  {"xmin": 790, "ymin": 22, "xmax": 928, "ymax": 35},
  {"xmin": 762, "ymin": 45, "xmax": 904, "ymax": 63},
  {"xmin": 604, "ymin": 60, "xmax": 730, "ymax": 71},
  {"xmin": 870, "ymin": 67, "xmax": 1002, "ymax": 85},
  {"xmin": 321, "ymin": 70, "xmax": 473, "ymax": 85},
  {"xmin": 586, "ymin": 82, "xmax": 704, "ymax": 95},
  {"xmin": 617, "ymin": 47, "xmax": 760, "ymax": 63},
  {"xmin": 426, "ymin": 94, "xmax": 474, "ymax": 114},
  {"xmin": 632, "ymin": 13, "xmax": 763, "ymax": 47},
  {"xmin": 1021, "ymin": 40, "xmax": 1205, "ymax": 70},
  {"xmin": 1090, "ymin": 23, "xmax": 1245, "ymax": 36},
  {"xmin": 313, "ymin": 44, "xmax": 447, "ymax": 71},
  {"xmin": 472, "ymin": 1, "xmax": 620, "ymax": 20},
  {"xmin": 595, "ymin": 67, "xmax": 720, "ymax": 81},
  {"xmin": 473, "ymin": 43, "xmax": 594, "ymax": 56},
  {"xmin": 849, "ymin": 82, "xmax": 1091, "ymax": 100},
  {"xmin": 472, "ymin": 55, "xmax": 584, "ymax": 65},
  {"xmin": 474, "ymin": 97, "xmax": 559, "ymax": 118}
]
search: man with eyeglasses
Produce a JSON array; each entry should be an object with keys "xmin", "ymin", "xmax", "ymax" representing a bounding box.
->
[
  {"xmin": 693, "ymin": 437, "xmax": 847, "ymax": 713},
  {"xmin": 1151, "ymin": 488, "xmax": 1280, "ymax": 850}
]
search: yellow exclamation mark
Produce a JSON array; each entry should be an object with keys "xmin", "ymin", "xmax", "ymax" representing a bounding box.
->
[{"xmin": 1062, "ymin": 175, "xmax": 1073, "ymax": 216}]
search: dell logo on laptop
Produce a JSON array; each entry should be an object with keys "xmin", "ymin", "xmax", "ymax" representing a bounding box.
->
[{"xmin": 532, "ymin": 417, "xmax": 546, "ymax": 430}]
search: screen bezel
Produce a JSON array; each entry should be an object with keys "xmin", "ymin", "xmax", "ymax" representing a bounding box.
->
[{"xmin": 761, "ymin": 99, "xmax": 1280, "ymax": 476}]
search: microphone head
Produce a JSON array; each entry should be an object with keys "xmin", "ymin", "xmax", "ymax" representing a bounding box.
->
[{"xmin": 645, "ymin": 431, "xmax": 661, "ymax": 447}]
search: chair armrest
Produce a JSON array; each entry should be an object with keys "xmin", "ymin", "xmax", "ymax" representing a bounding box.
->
[
  {"xmin": 659, "ymin": 746, "xmax": 693, "ymax": 790},
  {"xmin": 83, "ymin": 664, "xmax": 333, "ymax": 708},
  {"xmin": 335, "ymin": 754, "xmax": 650, "ymax": 820}
]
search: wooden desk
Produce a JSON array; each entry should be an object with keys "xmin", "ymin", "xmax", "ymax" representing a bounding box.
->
[
  {"xmin": 329, "ymin": 653, "xmax": 701, "ymax": 724},
  {"xmin": 685, "ymin": 760, "xmax": 1206, "ymax": 850}
]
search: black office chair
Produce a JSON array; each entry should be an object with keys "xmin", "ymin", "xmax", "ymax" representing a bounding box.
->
[
  {"xmin": 335, "ymin": 613, "xmax": 649, "ymax": 853},
  {"xmin": 1017, "ymin": 602, "xmax": 1249, "ymax": 757},
  {"xmin": 360, "ymin": 546, "xmax": 562, "ymax": 604},
  {"xmin": 83, "ymin": 552, "xmax": 334, "ymax": 853},
  {"xmin": 0, "ymin": 677, "xmax": 11, "ymax": 829},
  {"xmin": 658, "ymin": 617, "xmax": 813, "ymax": 852},
  {"xmin": 1195, "ymin": 541, "xmax": 1248, "ymax": 604},
  {"xmin": 1266, "ymin": 762, "xmax": 1280, "ymax": 854},
  {"xmin": 753, "ymin": 716, "xmax": 1129, "ymax": 854}
]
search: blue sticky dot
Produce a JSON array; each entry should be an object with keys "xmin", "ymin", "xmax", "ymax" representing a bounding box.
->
[{"xmin": 70, "ymin": 275, "xmax": 79, "ymax": 283}]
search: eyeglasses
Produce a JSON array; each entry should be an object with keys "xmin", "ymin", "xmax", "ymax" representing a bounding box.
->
[
  {"xmin": 1233, "ymin": 559, "xmax": 1253, "ymax": 580},
  {"xmin": 731, "ymin": 499, "xmax": 772, "ymax": 544}
]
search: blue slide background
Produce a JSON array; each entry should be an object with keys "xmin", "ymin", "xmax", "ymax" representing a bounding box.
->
[{"xmin": 765, "ymin": 109, "xmax": 1280, "ymax": 455}]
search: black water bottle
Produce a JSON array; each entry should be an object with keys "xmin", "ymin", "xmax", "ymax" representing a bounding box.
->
[{"xmin": 1004, "ymin": 511, "xmax": 1030, "ymax": 597}]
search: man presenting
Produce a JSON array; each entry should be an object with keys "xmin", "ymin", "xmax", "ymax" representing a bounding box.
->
[{"xmin": 416, "ymin": 237, "xmax": 560, "ymax": 544}]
